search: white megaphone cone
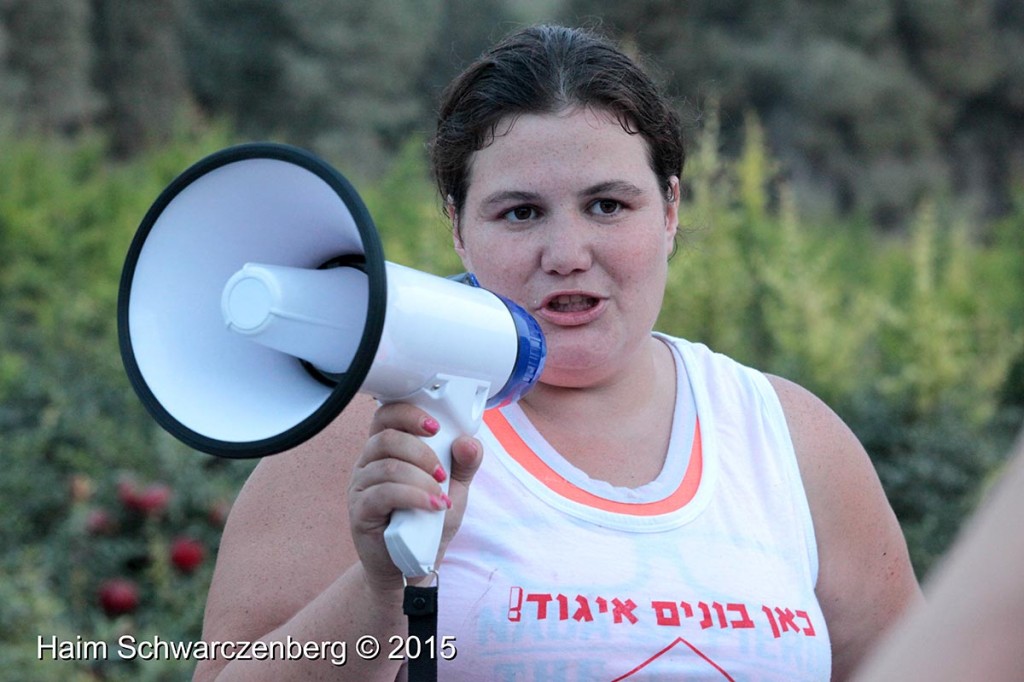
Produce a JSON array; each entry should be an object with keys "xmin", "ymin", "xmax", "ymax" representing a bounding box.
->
[{"xmin": 118, "ymin": 143, "xmax": 546, "ymax": 577}]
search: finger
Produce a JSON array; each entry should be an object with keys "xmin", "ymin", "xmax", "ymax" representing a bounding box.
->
[
  {"xmin": 349, "ymin": 481, "xmax": 446, "ymax": 530},
  {"xmin": 369, "ymin": 402, "xmax": 441, "ymax": 439},
  {"xmin": 355, "ymin": 455, "xmax": 443, "ymax": 495},
  {"xmin": 358, "ymin": 428, "xmax": 444, "ymax": 481}
]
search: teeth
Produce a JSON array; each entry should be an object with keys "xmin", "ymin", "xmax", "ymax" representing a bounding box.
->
[{"xmin": 548, "ymin": 294, "xmax": 596, "ymax": 312}]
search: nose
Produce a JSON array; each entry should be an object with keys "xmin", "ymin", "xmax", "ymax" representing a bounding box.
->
[{"xmin": 540, "ymin": 212, "xmax": 593, "ymax": 276}]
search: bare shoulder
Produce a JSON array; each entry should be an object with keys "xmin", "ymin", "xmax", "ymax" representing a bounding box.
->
[
  {"xmin": 198, "ymin": 393, "xmax": 378, "ymax": 643},
  {"xmin": 765, "ymin": 374, "xmax": 922, "ymax": 680},
  {"xmin": 765, "ymin": 375, "xmax": 880, "ymax": 497}
]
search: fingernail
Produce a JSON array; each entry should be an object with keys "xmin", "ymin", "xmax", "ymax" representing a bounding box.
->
[
  {"xmin": 440, "ymin": 493, "xmax": 452, "ymax": 509},
  {"xmin": 433, "ymin": 465, "xmax": 447, "ymax": 483},
  {"xmin": 423, "ymin": 417, "xmax": 440, "ymax": 435},
  {"xmin": 430, "ymin": 495, "xmax": 446, "ymax": 510}
]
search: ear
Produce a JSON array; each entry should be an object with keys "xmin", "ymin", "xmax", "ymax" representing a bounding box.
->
[
  {"xmin": 664, "ymin": 176, "xmax": 680, "ymax": 249},
  {"xmin": 449, "ymin": 200, "xmax": 473, "ymax": 271}
]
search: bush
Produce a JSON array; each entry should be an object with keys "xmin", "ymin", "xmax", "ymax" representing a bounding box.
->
[
  {"xmin": 0, "ymin": 128, "xmax": 254, "ymax": 681},
  {"xmin": 1, "ymin": 461, "xmax": 237, "ymax": 681},
  {"xmin": 664, "ymin": 111, "xmax": 1024, "ymax": 576}
]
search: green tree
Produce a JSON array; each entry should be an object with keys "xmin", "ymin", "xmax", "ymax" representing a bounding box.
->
[
  {"xmin": 182, "ymin": 0, "xmax": 444, "ymax": 178},
  {"xmin": 2, "ymin": 0, "xmax": 100, "ymax": 134},
  {"xmin": 564, "ymin": 0, "xmax": 1024, "ymax": 228},
  {"xmin": 179, "ymin": 0, "xmax": 291, "ymax": 137},
  {"xmin": 414, "ymin": 0, "xmax": 523, "ymax": 109},
  {"xmin": 92, "ymin": 0, "xmax": 191, "ymax": 157},
  {"xmin": 0, "ymin": 2, "xmax": 15, "ymax": 126}
]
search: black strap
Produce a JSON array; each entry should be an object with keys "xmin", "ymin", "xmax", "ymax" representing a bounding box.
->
[{"xmin": 403, "ymin": 584, "xmax": 438, "ymax": 682}]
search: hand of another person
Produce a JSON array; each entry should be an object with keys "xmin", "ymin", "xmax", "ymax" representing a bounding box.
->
[{"xmin": 346, "ymin": 402, "xmax": 483, "ymax": 593}]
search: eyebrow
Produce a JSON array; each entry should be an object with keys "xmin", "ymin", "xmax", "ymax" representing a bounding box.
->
[
  {"xmin": 581, "ymin": 180, "xmax": 645, "ymax": 199},
  {"xmin": 480, "ymin": 190, "xmax": 542, "ymax": 209},
  {"xmin": 479, "ymin": 181, "xmax": 645, "ymax": 209}
]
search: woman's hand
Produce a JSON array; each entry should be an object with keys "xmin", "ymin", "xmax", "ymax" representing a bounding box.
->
[{"xmin": 346, "ymin": 402, "xmax": 483, "ymax": 593}]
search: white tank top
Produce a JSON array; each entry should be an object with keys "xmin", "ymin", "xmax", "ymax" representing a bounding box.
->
[{"xmin": 436, "ymin": 335, "xmax": 831, "ymax": 680}]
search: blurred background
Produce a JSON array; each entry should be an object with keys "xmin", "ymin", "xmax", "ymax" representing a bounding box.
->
[{"xmin": 1, "ymin": 0, "xmax": 1022, "ymax": 679}]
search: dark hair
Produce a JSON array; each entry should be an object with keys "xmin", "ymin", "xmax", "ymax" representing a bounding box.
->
[{"xmin": 430, "ymin": 24, "xmax": 684, "ymax": 220}]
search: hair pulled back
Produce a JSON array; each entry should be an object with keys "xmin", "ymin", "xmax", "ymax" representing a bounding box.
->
[{"xmin": 430, "ymin": 25, "xmax": 684, "ymax": 218}]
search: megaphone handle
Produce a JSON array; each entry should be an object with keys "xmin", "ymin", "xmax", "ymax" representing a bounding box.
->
[{"xmin": 382, "ymin": 375, "xmax": 489, "ymax": 578}]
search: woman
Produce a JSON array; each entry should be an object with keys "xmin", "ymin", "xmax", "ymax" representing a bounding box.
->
[{"xmin": 194, "ymin": 25, "xmax": 920, "ymax": 681}]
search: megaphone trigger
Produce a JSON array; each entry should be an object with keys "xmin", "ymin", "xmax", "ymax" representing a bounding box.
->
[{"xmin": 383, "ymin": 374, "xmax": 490, "ymax": 577}]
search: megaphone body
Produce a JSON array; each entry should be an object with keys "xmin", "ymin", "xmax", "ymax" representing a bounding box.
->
[
  {"xmin": 218, "ymin": 259, "xmax": 539, "ymax": 575},
  {"xmin": 119, "ymin": 143, "xmax": 545, "ymax": 577}
]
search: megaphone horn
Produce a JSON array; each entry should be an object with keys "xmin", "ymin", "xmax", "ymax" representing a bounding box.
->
[{"xmin": 118, "ymin": 143, "xmax": 546, "ymax": 577}]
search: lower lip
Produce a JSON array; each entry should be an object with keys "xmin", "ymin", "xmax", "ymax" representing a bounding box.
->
[{"xmin": 535, "ymin": 299, "xmax": 606, "ymax": 326}]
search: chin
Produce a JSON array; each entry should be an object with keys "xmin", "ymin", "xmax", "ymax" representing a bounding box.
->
[
  {"xmin": 536, "ymin": 355, "xmax": 617, "ymax": 389},
  {"xmin": 535, "ymin": 333, "xmax": 654, "ymax": 389}
]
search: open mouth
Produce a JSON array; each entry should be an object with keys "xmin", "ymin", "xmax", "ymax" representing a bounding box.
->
[{"xmin": 547, "ymin": 294, "xmax": 599, "ymax": 313}]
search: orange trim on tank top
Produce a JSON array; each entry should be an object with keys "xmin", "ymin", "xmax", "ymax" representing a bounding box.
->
[{"xmin": 482, "ymin": 409, "xmax": 703, "ymax": 516}]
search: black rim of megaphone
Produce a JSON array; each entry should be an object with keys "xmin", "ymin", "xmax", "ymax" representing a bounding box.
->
[{"xmin": 117, "ymin": 142, "xmax": 387, "ymax": 459}]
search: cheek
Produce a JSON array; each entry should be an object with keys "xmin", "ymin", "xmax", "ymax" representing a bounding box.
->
[
  {"xmin": 477, "ymin": 265, "xmax": 529, "ymax": 299},
  {"xmin": 614, "ymin": 240, "xmax": 670, "ymax": 320},
  {"xmin": 616, "ymin": 234, "xmax": 669, "ymax": 282},
  {"xmin": 458, "ymin": 237, "xmax": 529, "ymax": 295}
]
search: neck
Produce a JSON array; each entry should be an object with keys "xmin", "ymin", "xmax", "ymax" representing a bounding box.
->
[
  {"xmin": 515, "ymin": 335, "xmax": 679, "ymax": 487},
  {"xmin": 519, "ymin": 335, "xmax": 675, "ymax": 431}
]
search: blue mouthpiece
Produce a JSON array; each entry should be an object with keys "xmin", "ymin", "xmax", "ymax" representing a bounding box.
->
[{"xmin": 451, "ymin": 273, "xmax": 546, "ymax": 408}]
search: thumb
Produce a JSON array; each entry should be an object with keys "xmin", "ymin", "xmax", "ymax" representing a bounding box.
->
[
  {"xmin": 437, "ymin": 435, "xmax": 483, "ymax": 552},
  {"xmin": 449, "ymin": 435, "xmax": 483, "ymax": 485}
]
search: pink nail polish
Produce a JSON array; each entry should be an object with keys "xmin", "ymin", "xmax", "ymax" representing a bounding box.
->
[
  {"xmin": 433, "ymin": 466, "xmax": 447, "ymax": 483},
  {"xmin": 430, "ymin": 495, "xmax": 446, "ymax": 510},
  {"xmin": 423, "ymin": 417, "xmax": 440, "ymax": 435},
  {"xmin": 441, "ymin": 493, "xmax": 452, "ymax": 509}
]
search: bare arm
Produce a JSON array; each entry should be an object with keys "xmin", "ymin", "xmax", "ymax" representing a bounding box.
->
[
  {"xmin": 853, "ymin": 429, "xmax": 1024, "ymax": 681},
  {"xmin": 192, "ymin": 394, "xmax": 482, "ymax": 681},
  {"xmin": 768, "ymin": 375, "xmax": 922, "ymax": 681}
]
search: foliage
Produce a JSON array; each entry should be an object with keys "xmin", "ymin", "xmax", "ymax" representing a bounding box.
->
[
  {"xmin": 181, "ymin": 0, "xmax": 448, "ymax": 178},
  {"xmin": 1, "ymin": 463, "xmax": 234, "ymax": 681},
  {"xmin": 0, "ymin": 126, "xmax": 240, "ymax": 542},
  {"xmin": 92, "ymin": 0, "xmax": 192, "ymax": 157},
  {"xmin": 359, "ymin": 138, "xmax": 463, "ymax": 276},
  {"xmin": 0, "ymin": 127, "xmax": 252, "ymax": 681},
  {"xmin": 3, "ymin": 0, "xmax": 1021, "ymax": 224},
  {"xmin": 1, "ymin": 0, "xmax": 100, "ymax": 133},
  {"xmin": 662, "ymin": 109, "xmax": 1024, "ymax": 573},
  {"xmin": 565, "ymin": 0, "xmax": 1024, "ymax": 228}
]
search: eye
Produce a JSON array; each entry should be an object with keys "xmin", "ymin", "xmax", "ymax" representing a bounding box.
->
[
  {"xmin": 589, "ymin": 199, "xmax": 623, "ymax": 216},
  {"xmin": 503, "ymin": 205, "xmax": 539, "ymax": 223}
]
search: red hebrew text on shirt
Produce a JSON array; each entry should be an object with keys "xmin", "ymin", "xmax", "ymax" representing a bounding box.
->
[
  {"xmin": 506, "ymin": 587, "xmax": 820, "ymax": 680},
  {"xmin": 508, "ymin": 587, "xmax": 817, "ymax": 640}
]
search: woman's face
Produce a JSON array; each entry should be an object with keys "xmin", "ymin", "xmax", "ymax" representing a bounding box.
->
[{"xmin": 453, "ymin": 107, "xmax": 679, "ymax": 388}]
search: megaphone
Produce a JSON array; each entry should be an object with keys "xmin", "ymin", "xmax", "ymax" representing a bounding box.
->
[{"xmin": 118, "ymin": 143, "xmax": 546, "ymax": 577}]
